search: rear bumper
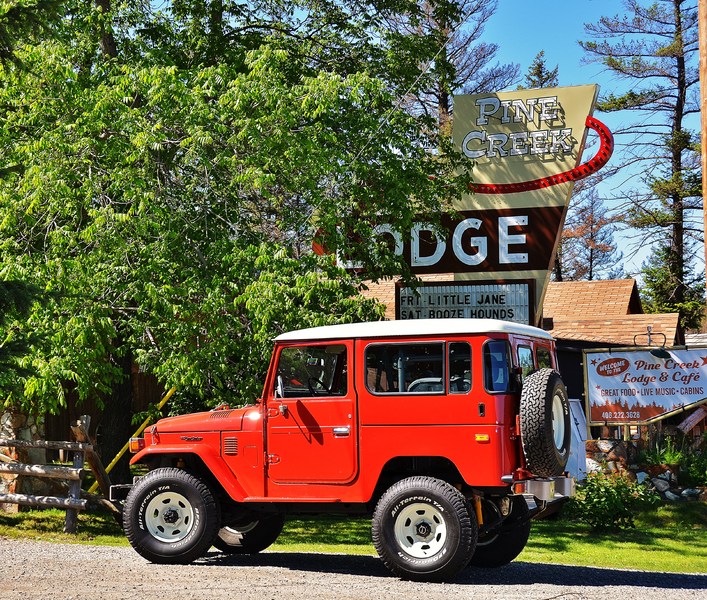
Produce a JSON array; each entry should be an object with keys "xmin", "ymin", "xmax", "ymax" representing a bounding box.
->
[{"xmin": 515, "ymin": 475, "xmax": 576, "ymax": 503}]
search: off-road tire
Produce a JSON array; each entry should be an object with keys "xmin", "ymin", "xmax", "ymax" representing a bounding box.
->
[
  {"xmin": 520, "ymin": 368, "xmax": 571, "ymax": 477},
  {"xmin": 123, "ymin": 467, "xmax": 220, "ymax": 564},
  {"xmin": 371, "ymin": 476, "xmax": 477, "ymax": 582},
  {"xmin": 469, "ymin": 495, "xmax": 531, "ymax": 568},
  {"xmin": 213, "ymin": 514, "xmax": 285, "ymax": 554}
]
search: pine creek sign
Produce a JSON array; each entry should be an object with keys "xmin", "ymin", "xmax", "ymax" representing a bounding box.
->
[
  {"xmin": 313, "ymin": 85, "xmax": 611, "ymax": 326},
  {"xmin": 585, "ymin": 347, "xmax": 707, "ymax": 425}
]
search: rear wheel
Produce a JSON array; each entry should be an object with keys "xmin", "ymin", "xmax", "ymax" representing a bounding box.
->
[
  {"xmin": 123, "ymin": 467, "xmax": 220, "ymax": 564},
  {"xmin": 213, "ymin": 514, "xmax": 285, "ymax": 554},
  {"xmin": 372, "ymin": 476, "xmax": 477, "ymax": 582},
  {"xmin": 469, "ymin": 496, "xmax": 530, "ymax": 568}
]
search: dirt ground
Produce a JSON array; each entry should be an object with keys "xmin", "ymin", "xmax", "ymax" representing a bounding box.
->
[{"xmin": 1, "ymin": 538, "xmax": 705, "ymax": 600}]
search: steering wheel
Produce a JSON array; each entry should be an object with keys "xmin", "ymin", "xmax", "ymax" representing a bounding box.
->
[{"xmin": 307, "ymin": 376, "xmax": 331, "ymax": 396}]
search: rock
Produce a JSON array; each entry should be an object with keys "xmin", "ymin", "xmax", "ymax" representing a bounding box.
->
[
  {"xmin": 585, "ymin": 457, "xmax": 602, "ymax": 473},
  {"xmin": 664, "ymin": 490, "xmax": 683, "ymax": 502},
  {"xmin": 651, "ymin": 477, "xmax": 671, "ymax": 493},
  {"xmin": 635, "ymin": 471, "xmax": 649, "ymax": 484},
  {"xmin": 681, "ymin": 488, "xmax": 702, "ymax": 499}
]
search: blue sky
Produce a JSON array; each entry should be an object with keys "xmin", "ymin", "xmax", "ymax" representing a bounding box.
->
[
  {"xmin": 485, "ymin": 0, "xmax": 609, "ymax": 88},
  {"xmin": 482, "ymin": 0, "xmax": 704, "ymax": 278}
]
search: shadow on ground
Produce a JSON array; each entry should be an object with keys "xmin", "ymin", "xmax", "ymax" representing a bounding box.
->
[{"xmin": 199, "ymin": 551, "xmax": 707, "ymax": 590}]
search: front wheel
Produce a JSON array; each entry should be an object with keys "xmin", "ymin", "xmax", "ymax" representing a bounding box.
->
[
  {"xmin": 213, "ymin": 514, "xmax": 285, "ymax": 554},
  {"xmin": 372, "ymin": 476, "xmax": 477, "ymax": 582},
  {"xmin": 123, "ymin": 467, "xmax": 221, "ymax": 564}
]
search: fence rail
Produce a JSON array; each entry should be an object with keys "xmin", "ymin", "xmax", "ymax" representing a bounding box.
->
[{"xmin": 0, "ymin": 417, "xmax": 107, "ymax": 533}]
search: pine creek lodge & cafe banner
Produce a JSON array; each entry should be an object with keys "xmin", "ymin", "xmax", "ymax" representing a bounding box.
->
[{"xmin": 585, "ymin": 348, "xmax": 707, "ymax": 425}]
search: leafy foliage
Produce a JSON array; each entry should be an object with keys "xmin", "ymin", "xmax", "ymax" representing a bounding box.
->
[
  {"xmin": 0, "ymin": 1, "xmax": 467, "ymax": 417},
  {"xmin": 0, "ymin": 279, "xmax": 42, "ymax": 395},
  {"xmin": 566, "ymin": 470, "xmax": 660, "ymax": 530}
]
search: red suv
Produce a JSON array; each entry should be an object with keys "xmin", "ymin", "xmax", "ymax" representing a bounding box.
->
[{"xmin": 114, "ymin": 318, "xmax": 573, "ymax": 582}]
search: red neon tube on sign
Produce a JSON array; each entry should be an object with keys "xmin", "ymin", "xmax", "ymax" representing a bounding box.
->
[{"xmin": 470, "ymin": 116, "xmax": 614, "ymax": 195}]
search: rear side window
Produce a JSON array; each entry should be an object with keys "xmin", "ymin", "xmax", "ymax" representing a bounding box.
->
[
  {"xmin": 517, "ymin": 345, "xmax": 534, "ymax": 381},
  {"xmin": 537, "ymin": 346, "xmax": 553, "ymax": 369},
  {"xmin": 449, "ymin": 342, "xmax": 471, "ymax": 393},
  {"xmin": 365, "ymin": 343, "xmax": 444, "ymax": 393},
  {"xmin": 483, "ymin": 340, "xmax": 513, "ymax": 393}
]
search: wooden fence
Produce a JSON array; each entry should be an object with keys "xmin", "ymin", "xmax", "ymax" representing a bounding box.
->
[{"xmin": 0, "ymin": 416, "xmax": 116, "ymax": 533}]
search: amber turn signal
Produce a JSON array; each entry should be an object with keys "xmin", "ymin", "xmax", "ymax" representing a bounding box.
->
[{"xmin": 129, "ymin": 437, "xmax": 145, "ymax": 453}]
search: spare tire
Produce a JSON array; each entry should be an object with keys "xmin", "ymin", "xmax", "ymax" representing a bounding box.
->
[{"xmin": 519, "ymin": 368, "xmax": 571, "ymax": 477}]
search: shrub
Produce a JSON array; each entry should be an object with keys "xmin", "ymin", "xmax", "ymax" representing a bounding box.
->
[
  {"xmin": 678, "ymin": 451, "xmax": 707, "ymax": 487},
  {"xmin": 566, "ymin": 470, "xmax": 660, "ymax": 530}
]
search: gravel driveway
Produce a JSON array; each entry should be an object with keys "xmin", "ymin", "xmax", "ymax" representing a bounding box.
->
[{"xmin": 1, "ymin": 538, "xmax": 705, "ymax": 600}]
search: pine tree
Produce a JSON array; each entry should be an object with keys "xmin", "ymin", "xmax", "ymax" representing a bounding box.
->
[
  {"xmin": 581, "ymin": 0, "xmax": 701, "ymax": 325},
  {"xmin": 562, "ymin": 189, "xmax": 624, "ymax": 281},
  {"xmin": 641, "ymin": 246, "xmax": 704, "ymax": 330},
  {"xmin": 519, "ymin": 50, "xmax": 558, "ymax": 89}
]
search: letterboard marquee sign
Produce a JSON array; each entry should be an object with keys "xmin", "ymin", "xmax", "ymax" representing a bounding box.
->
[{"xmin": 396, "ymin": 281, "xmax": 533, "ymax": 325}]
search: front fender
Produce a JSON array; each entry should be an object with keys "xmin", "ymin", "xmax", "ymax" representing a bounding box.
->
[{"xmin": 131, "ymin": 443, "xmax": 249, "ymax": 503}]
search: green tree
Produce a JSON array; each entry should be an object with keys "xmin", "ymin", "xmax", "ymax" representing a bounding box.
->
[
  {"xmin": 640, "ymin": 245, "xmax": 704, "ymax": 330},
  {"xmin": 518, "ymin": 50, "xmax": 558, "ymax": 89},
  {"xmin": 580, "ymin": 0, "xmax": 702, "ymax": 325},
  {"xmin": 0, "ymin": 280, "xmax": 41, "ymax": 395},
  {"xmin": 0, "ymin": 0, "xmax": 467, "ymax": 440},
  {"xmin": 0, "ymin": 0, "xmax": 62, "ymax": 66}
]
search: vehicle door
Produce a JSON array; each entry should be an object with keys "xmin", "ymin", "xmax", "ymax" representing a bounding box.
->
[{"xmin": 266, "ymin": 341, "xmax": 357, "ymax": 484}]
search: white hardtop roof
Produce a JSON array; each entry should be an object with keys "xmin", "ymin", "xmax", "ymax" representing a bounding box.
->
[{"xmin": 275, "ymin": 318, "xmax": 554, "ymax": 342}]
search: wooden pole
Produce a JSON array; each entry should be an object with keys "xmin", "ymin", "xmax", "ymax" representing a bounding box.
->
[
  {"xmin": 87, "ymin": 385, "xmax": 177, "ymax": 494},
  {"xmin": 71, "ymin": 415, "xmax": 113, "ymax": 499},
  {"xmin": 700, "ymin": 0, "xmax": 707, "ymax": 302}
]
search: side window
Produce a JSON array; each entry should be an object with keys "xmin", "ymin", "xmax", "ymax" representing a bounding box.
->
[
  {"xmin": 517, "ymin": 345, "xmax": 534, "ymax": 381},
  {"xmin": 365, "ymin": 343, "xmax": 444, "ymax": 394},
  {"xmin": 483, "ymin": 340, "xmax": 513, "ymax": 393},
  {"xmin": 275, "ymin": 344, "xmax": 347, "ymax": 398},
  {"xmin": 449, "ymin": 342, "xmax": 471, "ymax": 393},
  {"xmin": 537, "ymin": 346, "xmax": 553, "ymax": 369}
]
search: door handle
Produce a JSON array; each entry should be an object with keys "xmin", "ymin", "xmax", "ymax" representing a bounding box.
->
[{"xmin": 332, "ymin": 426, "xmax": 350, "ymax": 437}]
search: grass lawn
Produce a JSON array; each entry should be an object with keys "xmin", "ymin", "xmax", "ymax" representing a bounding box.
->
[{"xmin": 0, "ymin": 502, "xmax": 705, "ymax": 573}]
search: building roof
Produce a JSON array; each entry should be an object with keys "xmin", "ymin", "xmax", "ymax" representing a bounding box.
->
[
  {"xmin": 543, "ymin": 279, "xmax": 643, "ymax": 319},
  {"xmin": 549, "ymin": 313, "xmax": 682, "ymax": 346},
  {"xmin": 544, "ymin": 279, "xmax": 683, "ymax": 346}
]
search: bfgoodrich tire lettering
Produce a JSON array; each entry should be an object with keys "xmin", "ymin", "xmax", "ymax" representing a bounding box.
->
[
  {"xmin": 123, "ymin": 467, "xmax": 220, "ymax": 564},
  {"xmin": 520, "ymin": 368, "xmax": 571, "ymax": 477},
  {"xmin": 371, "ymin": 476, "xmax": 476, "ymax": 582}
]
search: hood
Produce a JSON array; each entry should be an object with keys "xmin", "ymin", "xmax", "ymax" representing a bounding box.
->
[{"xmin": 151, "ymin": 405, "xmax": 256, "ymax": 433}]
